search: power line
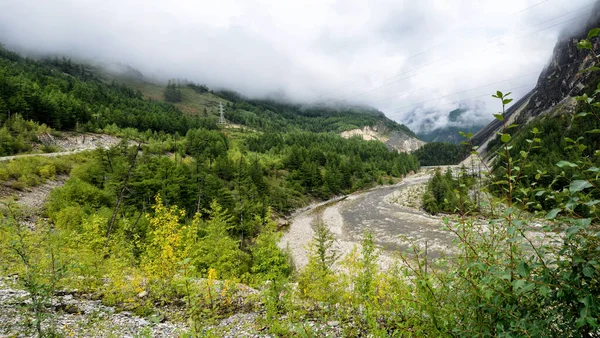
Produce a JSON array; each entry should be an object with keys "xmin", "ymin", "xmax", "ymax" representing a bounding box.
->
[
  {"xmin": 347, "ymin": 8, "xmax": 590, "ymax": 101},
  {"xmin": 336, "ymin": 7, "xmax": 592, "ymax": 103},
  {"xmin": 482, "ymin": 10, "xmax": 590, "ymax": 52},
  {"xmin": 389, "ymin": 83, "xmax": 537, "ymax": 117},
  {"xmin": 314, "ymin": 0, "xmax": 564, "ymax": 101},
  {"xmin": 480, "ymin": 3, "xmax": 593, "ymax": 49},
  {"xmin": 371, "ymin": 71, "xmax": 540, "ymax": 105},
  {"xmin": 519, "ymin": 0, "xmax": 554, "ymax": 13},
  {"xmin": 388, "ymin": 80, "xmax": 536, "ymax": 114},
  {"xmin": 385, "ymin": 58, "xmax": 585, "ymax": 115}
]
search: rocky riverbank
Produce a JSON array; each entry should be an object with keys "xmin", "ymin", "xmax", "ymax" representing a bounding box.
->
[{"xmin": 279, "ymin": 170, "xmax": 458, "ymax": 270}]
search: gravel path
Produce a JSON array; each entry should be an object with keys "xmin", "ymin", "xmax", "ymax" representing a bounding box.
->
[
  {"xmin": 0, "ymin": 278, "xmax": 276, "ymax": 337},
  {"xmin": 0, "ymin": 133, "xmax": 121, "ymax": 162}
]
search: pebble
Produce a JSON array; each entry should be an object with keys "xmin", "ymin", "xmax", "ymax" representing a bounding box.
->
[
  {"xmin": 1, "ymin": 277, "xmax": 347, "ymax": 337},
  {"xmin": 0, "ymin": 279, "xmax": 186, "ymax": 337}
]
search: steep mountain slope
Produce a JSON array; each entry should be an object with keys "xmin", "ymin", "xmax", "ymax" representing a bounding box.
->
[
  {"xmin": 472, "ymin": 1, "xmax": 600, "ymax": 154},
  {"xmin": 0, "ymin": 44, "xmax": 422, "ymax": 157},
  {"xmin": 340, "ymin": 124, "xmax": 424, "ymax": 152},
  {"xmin": 108, "ymin": 71, "xmax": 421, "ymax": 148}
]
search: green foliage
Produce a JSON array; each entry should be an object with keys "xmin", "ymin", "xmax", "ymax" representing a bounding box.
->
[
  {"xmin": 422, "ymin": 167, "xmax": 475, "ymax": 214},
  {"xmin": 0, "ymin": 203, "xmax": 68, "ymax": 336},
  {"xmin": 164, "ymin": 80, "xmax": 183, "ymax": 103},
  {"xmin": 247, "ymin": 131, "xmax": 419, "ymax": 201},
  {"xmin": 184, "ymin": 128, "xmax": 228, "ymax": 166},
  {"xmin": 413, "ymin": 141, "xmax": 470, "ymax": 166},
  {"xmin": 490, "ymin": 107, "xmax": 599, "ymax": 211},
  {"xmin": 297, "ymin": 221, "xmax": 342, "ymax": 305},
  {"xmin": 421, "ymin": 71, "xmax": 600, "ymax": 336},
  {"xmin": 0, "ymin": 114, "xmax": 56, "ymax": 156},
  {"xmin": 256, "ymin": 31, "xmax": 600, "ymax": 335},
  {"xmin": 0, "ymin": 153, "xmax": 82, "ymax": 190},
  {"xmin": 7, "ymin": 27, "xmax": 600, "ymax": 338},
  {"xmin": 142, "ymin": 194, "xmax": 186, "ymax": 280},
  {"xmin": 353, "ymin": 232, "xmax": 378, "ymax": 300},
  {"xmin": 255, "ymin": 74, "xmax": 600, "ymax": 335},
  {"xmin": 220, "ymin": 94, "xmax": 416, "ymax": 135},
  {"xmin": 0, "ymin": 46, "xmax": 217, "ymax": 134},
  {"xmin": 186, "ymin": 82, "xmax": 209, "ymax": 94},
  {"xmin": 250, "ymin": 214, "xmax": 292, "ymax": 283},
  {"xmin": 187, "ymin": 201, "xmax": 250, "ymax": 280},
  {"xmin": 0, "ymin": 45, "xmax": 418, "ymax": 144}
]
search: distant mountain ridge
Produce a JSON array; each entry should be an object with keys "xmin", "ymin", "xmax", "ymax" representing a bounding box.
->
[
  {"xmin": 0, "ymin": 43, "xmax": 422, "ymax": 151},
  {"xmin": 104, "ymin": 63, "xmax": 422, "ymax": 151},
  {"xmin": 407, "ymin": 108, "xmax": 488, "ymax": 144}
]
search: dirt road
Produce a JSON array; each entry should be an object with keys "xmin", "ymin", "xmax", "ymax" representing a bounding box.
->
[{"xmin": 0, "ymin": 134, "xmax": 121, "ymax": 162}]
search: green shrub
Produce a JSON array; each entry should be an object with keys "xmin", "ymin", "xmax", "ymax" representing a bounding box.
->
[
  {"xmin": 46, "ymin": 177, "xmax": 113, "ymax": 215},
  {"xmin": 38, "ymin": 164, "xmax": 56, "ymax": 179},
  {"xmin": 17, "ymin": 173, "xmax": 39, "ymax": 187},
  {"xmin": 0, "ymin": 167, "xmax": 8, "ymax": 181}
]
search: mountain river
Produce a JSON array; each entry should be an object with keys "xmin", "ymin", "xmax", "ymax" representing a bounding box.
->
[{"xmin": 279, "ymin": 169, "xmax": 459, "ymax": 269}]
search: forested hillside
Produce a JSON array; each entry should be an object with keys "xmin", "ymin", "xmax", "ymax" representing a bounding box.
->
[
  {"xmin": 0, "ymin": 43, "xmax": 420, "ymax": 208},
  {"xmin": 224, "ymin": 96, "xmax": 417, "ymax": 135},
  {"xmin": 477, "ymin": 6, "xmax": 600, "ymax": 213},
  {"xmin": 0, "ymin": 44, "xmax": 424, "ymax": 337},
  {"xmin": 0, "ymin": 44, "xmax": 419, "ymax": 157},
  {"xmin": 413, "ymin": 141, "xmax": 470, "ymax": 166},
  {"xmin": 414, "ymin": 23, "xmax": 600, "ymax": 337},
  {"xmin": 3, "ymin": 6, "xmax": 600, "ymax": 334},
  {"xmin": 0, "ymin": 47, "xmax": 216, "ymax": 135},
  {"xmin": 112, "ymin": 72, "xmax": 417, "ymax": 137}
]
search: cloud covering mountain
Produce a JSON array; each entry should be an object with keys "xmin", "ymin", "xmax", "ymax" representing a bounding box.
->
[{"xmin": 0, "ymin": 0, "xmax": 594, "ymax": 130}]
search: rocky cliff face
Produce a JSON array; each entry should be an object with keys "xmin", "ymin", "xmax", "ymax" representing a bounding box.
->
[
  {"xmin": 340, "ymin": 125, "xmax": 425, "ymax": 153},
  {"xmin": 472, "ymin": 1, "xmax": 600, "ymax": 152}
]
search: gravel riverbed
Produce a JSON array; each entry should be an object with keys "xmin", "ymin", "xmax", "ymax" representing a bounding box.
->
[{"xmin": 279, "ymin": 170, "xmax": 459, "ymax": 270}]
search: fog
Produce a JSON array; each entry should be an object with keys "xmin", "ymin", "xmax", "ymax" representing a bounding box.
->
[{"xmin": 0, "ymin": 0, "xmax": 594, "ymax": 131}]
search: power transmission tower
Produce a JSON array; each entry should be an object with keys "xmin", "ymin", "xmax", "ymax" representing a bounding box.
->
[{"xmin": 218, "ymin": 102, "xmax": 226, "ymax": 125}]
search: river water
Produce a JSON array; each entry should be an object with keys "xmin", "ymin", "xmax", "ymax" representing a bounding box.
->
[{"xmin": 280, "ymin": 171, "xmax": 459, "ymax": 270}]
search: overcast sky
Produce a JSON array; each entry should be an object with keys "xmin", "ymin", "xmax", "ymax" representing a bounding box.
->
[{"xmin": 0, "ymin": 0, "xmax": 595, "ymax": 132}]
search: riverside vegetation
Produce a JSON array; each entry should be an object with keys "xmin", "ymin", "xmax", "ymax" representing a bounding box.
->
[
  {"xmin": 1, "ymin": 29, "xmax": 600, "ymax": 338},
  {"xmin": 0, "ymin": 42, "xmax": 420, "ymax": 336}
]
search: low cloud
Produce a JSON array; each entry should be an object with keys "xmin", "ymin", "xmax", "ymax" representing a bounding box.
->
[{"xmin": 0, "ymin": 0, "xmax": 593, "ymax": 131}]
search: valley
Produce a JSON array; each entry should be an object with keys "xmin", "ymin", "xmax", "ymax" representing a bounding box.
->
[
  {"xmin": 281, "ymin": 168, "xmax": 455, "ymax": 270},
  {"xmin": 1, "ymin": 1, "xmax": 600, "ymax": 336}
]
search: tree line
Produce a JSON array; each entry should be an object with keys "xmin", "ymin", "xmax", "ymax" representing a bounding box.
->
[{"xmin": 0, "ymin": 46, "xmax": 217, "ymax": 134}]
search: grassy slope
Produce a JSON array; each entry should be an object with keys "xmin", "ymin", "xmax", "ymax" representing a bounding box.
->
[
  {"xmin": 113, "ymin": 75, "xmax": 417, "ymax": 139},
  {"xmin": 122, "ymin": 80, "xmax": 232, "ymax": 118}
]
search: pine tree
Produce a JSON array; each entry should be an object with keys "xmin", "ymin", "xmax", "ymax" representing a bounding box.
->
[
  {"xmin": 189, "ymin": 201, "xmax": 250, "ymax": 279},
  {"xmin": 298, "ymin": 220, "xmax": 341, "ymax": 302}
]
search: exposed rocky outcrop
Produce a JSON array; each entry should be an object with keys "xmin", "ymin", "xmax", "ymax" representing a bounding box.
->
[{"xmin": 340, "ymin": 125, "xmax": 425, "ymax": 153}]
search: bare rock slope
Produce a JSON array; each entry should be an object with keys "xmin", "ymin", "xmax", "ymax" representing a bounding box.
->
[{"xmin": 340, "ymin": 125, "xmax": 424, "ymax": 153}]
